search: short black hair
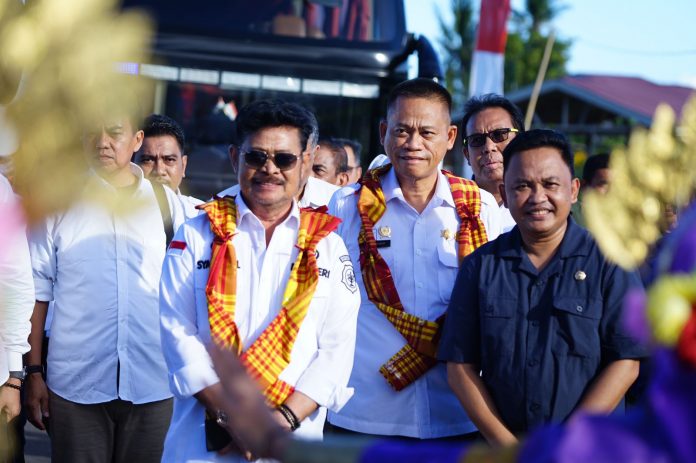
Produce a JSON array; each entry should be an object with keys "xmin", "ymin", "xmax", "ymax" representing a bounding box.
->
[
  {"xmin": 317, "ymin": 137, "xmax": 349, "ymax": 174},
  {"xmin": 143, "ymin": 114, "xmax": 186, "ymax": 152},
  {"xmin": 235, "ymin": 99, "xmax": 319, "ymax": 151},
  {"xmin": 503, "ymin": 129, "xmax": 575, "ymax": 178},
  {"xmin": 386, "ymin": 78, "xmax": 452, "ymax": 116},
  {"xmin": 582, "ymin": 153, "xmax": 610, "ymax": 183},
  {"xmin": 334, "ymin": 137, "xmax": 362, "ymax": 164},
  {"xmin": 461, "ymin": 94, "xmax": 525, "ymax": 136}
]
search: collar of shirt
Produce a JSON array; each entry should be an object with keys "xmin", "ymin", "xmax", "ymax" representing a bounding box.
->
[
  {"xmin": 86, "ymin": 162, "xmax": 147, "ymax": 194},
  {"xmin": 381, "ymin": 167, "xmax": 455, "ymax": 210},
  {"xmin": 498, "ymin": 218, "xmax": 591, "ymax": 262},
  {"xmin": 300, "ymin": 176, "xmax": 339, "ymax": 208},
  {"xmin": 234, "ymin": 191, "xmax": 300, "ymax": 233}
]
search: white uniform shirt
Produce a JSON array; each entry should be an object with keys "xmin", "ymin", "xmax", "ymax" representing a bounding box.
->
[
  {"xmin": 327, "ymin": 168, "xmax": 501, "ymax": 438},
  {"xmin": 159, "ymin": 194, "xmax": 360, "ymax": 462},
  {"xmin": 0, "ymin": 174, "xmax": 33, "ymax": 382},
  {"xmin": 177, "ymin": 191, "xmax": 203, "ymax": 220},
  {"xmin": 299, "ymin": 176, "xmax": 339, "ymax": 208},
  {"xmin": 29, "ymin": 164, "xmax": 186, "ymax": 404},
  {"xmin": 499, "ymin": 204, "xmax": 517, "ymax": 233}
]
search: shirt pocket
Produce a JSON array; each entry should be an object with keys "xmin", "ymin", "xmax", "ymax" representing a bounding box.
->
[
  {"xmin": 480, "ymin": 296, "xmax": 517, "ymax": 366},
  {"xmin": 436, "ymin": 239, "xmax": 459, "ymax": 303},
  {"xmin": 551, "ymin": 297, "xmax": 601, "ymax": 359}
]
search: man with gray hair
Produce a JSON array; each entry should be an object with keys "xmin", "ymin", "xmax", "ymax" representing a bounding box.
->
[{"xmin": 461, "ymin": 94, "xmax": 525, "ymax": 232}]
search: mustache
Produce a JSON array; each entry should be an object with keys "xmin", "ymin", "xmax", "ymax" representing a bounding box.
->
[{"xmin": 251, "ymin": 175, "xmax": 284, "ymax": 185}]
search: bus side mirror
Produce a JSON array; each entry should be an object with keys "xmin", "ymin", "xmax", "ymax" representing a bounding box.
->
[{"xmin": 415, "ymin": 35, "xmax": 443, "ymax": 83}]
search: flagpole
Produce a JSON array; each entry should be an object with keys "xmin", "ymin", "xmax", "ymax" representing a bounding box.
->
[{"xmin": 524, "ymin": 29, "xmax": 556, "ymax": 130}]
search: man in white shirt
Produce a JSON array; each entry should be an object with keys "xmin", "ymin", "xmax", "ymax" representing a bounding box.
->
[
  {"xmin": 159, "ymin": 99, "xmax": 360, "ymax": 462},
  {"xmin": 462, "ymin": 94, "xmax": 526, "ymax": 233},
  {"xmin": 327, "ymin": 78, "xmax": 502, "ymax": 440},
  {"xmin": 0, "ymin": 173, "xmax": 33, "ymax": 429},
  {"xmin": 24, "ymin": 113, "xmax": 187, "ymax": 462},
  {"xmin": 136, "ymin": 113, "xmax": 203, "ymax": 219}
]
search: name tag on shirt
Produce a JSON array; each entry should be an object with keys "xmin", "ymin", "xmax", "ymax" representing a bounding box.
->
[{"xmin": 376, "ymin": 240, "xmax": 391, "ymax": 248}]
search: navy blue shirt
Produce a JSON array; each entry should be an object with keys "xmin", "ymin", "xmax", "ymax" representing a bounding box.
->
[{"xmin": 438, "ymin": 219, "xmax": 648, "ymax": 434}]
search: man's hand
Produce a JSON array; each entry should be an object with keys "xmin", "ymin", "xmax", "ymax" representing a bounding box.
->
[
  {"xmin": 447, "ymin": 362, "xmax": 518, "ymax": 447},
  {"xmin": 24, "ymin": 374, "xmax": 49, "ymax": 430},
  {"xmin": 208, "ymin": 346, "xmax": 289, "ymax": 460},
  {"xmin": 0, "ymin": 379, "xmax": 22, "ymax": 421}
]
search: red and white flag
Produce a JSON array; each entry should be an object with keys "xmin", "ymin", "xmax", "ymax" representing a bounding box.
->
[{"xmin": 469, "ymin": 0, "xmax": 511, "ymax": 97}]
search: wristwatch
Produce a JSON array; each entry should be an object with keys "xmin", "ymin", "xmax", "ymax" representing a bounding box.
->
[{"xmin": 8, "ymin": 370, "xmax": 25, "ymax": 384}]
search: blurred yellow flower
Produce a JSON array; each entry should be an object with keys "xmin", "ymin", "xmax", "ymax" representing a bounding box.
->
[{"xmin": 0, "ymin": 0, "xmax": 152, "ymax": 221}]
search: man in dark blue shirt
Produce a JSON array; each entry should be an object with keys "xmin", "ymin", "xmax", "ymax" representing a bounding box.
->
[{"xmin": 438, "ymin": 129, "xmax": 647, "ymax": 446}]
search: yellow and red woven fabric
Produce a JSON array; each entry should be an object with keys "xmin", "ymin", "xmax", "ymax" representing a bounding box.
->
[
  {"xmin": 356, "ymin": 165, "xmax": 487, "ymax": 390},
  {"xmin": 201, "ymin": 197, "xmax": 340, "ymax": 405}
]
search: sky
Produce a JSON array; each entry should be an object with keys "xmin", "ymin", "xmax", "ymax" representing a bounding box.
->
[{"xmin": 404, "ymin": 0, "xmax": 696, "ymax": 88}]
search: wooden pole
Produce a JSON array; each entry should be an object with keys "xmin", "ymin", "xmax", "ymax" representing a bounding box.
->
[{"xmin": 524, "ymin": 29, "xmax": 556, "ymax": 130}]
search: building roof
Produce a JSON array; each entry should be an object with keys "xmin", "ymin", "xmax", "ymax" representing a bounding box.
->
[{"xmin": 507, "ymin": 74, "xmax": 695, "ymax": 125}]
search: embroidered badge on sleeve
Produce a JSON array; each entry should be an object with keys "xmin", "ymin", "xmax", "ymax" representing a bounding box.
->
[
  {"xmin": 340, "ymin": 255, "xmax": 358, "ymax": 294},
  {"xmin": 167, "ymin": 240, "xmax": 187, "ymax": 256}
]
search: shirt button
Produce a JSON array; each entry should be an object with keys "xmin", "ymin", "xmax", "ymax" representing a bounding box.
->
[
  {"xmin": 530, "ymin": 402, "xmax": 541, "ymax": 411},
  {"xmin": 417, "ymin": 282, "xmax": 424, "ymax": 289},
  {"xmin": 531, "ymin": 321, "xmax": 539, "ymax": 327},
  {"xmin": 576, "ymin": 305, "xmax": 584, "ymax": 313},
  {"xmin": 416, "ymin": 249, "xmax": 422, "ymax": 256},
  {"xmin": 528, "ymin": 359, "xmax": 538, "ymax": 367}
]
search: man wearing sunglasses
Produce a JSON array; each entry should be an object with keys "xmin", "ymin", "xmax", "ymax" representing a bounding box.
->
[
  {"xmin": 220, "ymin": 130, "xmax": 339, "ymax": 209},
  {"xmin": 462, "ymin": 94, "xmax": 525, "ymax": 232},
  {"xmin": 158, "ymin": 99, "xmax": 360, "ymax": 461},
  {"xmin": 327, "ymin": 79, "xmax": 502, "ymax": 441}
]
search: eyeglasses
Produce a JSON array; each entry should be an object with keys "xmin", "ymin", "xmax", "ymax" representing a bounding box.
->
[
  {"xmin": 464, "ymin": 128, "xmax": 519, "ymax": 148},
  {"xmin": 241, "ymin": 149, "xmax": 301, "ymax": 171}
]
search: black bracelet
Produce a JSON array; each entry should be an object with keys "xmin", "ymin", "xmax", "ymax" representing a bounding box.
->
[
  {"xmin": 25, "ymin": 365, "xmax": 44, "ymax": 376},
  {"xmin": 277, "ymin": 404, "xmax": 300, "ymax": 431},
  {"xmin": 3, "ymin": 383, "xmax": 21, "ymax": 391}
]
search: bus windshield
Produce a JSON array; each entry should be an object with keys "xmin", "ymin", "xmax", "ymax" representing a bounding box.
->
[{"xmin": 123, "ymin": 0, "xmax": 401, "ymax": 44}]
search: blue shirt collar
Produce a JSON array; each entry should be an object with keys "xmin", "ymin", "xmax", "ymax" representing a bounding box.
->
[{"xmin": 498, "ymin": 217, "xmax": 591, "ymax": 260}]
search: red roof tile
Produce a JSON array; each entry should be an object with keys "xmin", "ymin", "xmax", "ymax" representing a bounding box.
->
[{"xmin": 562, "ymin": 75, "xmax": 695, "ymax": 120}]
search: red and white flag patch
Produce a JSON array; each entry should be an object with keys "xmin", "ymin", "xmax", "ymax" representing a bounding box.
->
[{"xmin": 167, "ymin": 240, "xmax": 187, "ymax": 256}]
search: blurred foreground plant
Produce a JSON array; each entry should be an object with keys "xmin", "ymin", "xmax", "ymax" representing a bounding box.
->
[
  {"xmin": 0, "ymin": 0, "xmax": 152, "ymax": 221},
  {"xmin": 584, "ymin": 96, "xmax": 696, "ymax": 269}
]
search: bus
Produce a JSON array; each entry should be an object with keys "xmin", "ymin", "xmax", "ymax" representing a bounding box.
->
[{"xmin": 120, "ymin": 0, "xmax": 442, "ymax": 198}]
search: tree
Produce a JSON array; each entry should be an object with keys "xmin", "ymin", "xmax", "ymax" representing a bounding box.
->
[
  {"xmin": 437, "ymin": 0, "xmax": 571, "ymax": 99},
  {"xmin": 504, "ymin": 0, "xmax": 571, "ymax": 93},
  {"xmin": 436, "ymin": 0, "xmax": 475, "ymax": 110}
]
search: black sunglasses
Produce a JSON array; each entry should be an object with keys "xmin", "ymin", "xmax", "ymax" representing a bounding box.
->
[
  {"xmin": 241, "ymin": 149, "xmax": 301, "ymax": 171},
  {"xmin": 464, "ymin": 128, "xmax": 519, "ymax": 148}
]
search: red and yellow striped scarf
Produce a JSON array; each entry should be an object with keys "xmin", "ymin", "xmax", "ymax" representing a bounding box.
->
[
  {"xmin": 357, "ymin": 165, "xmax": 488, "ymax": 390},
  {"xmin": 201, "ymin": 197, "xmax": 340, "ymax": 405}
]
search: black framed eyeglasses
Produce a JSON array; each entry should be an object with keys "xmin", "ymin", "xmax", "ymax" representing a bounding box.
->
[
  {"xmin": 241, "ymin": 149, "xmax": 301, "ymax": 171},
  {"xmin": 464, "ymin": 128, "xmax": 519, "ymax": 148}
]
